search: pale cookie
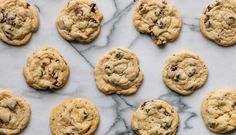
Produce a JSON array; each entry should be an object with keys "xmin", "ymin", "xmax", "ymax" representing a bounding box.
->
[
  {"xmin": 0, "ymin": 90, "xmax": 31, "ymax": 135},
  {"xmin": 50, "ymin": 98, "xmax": 100, "ymax": 135},
  {"xmin": 132, "ymin": 100, "xmax": 179, "ymax": 135},
  {"xmin": 23, "ymin": 47, "xmax": 70, "ymax": 90},
  {"xmin": 134, "ymin": 0, "xmax": 182, "ymax": 46},
  {"xmin": 201, "ymin": 89, "xmax": 236, "ymax": 133},
  {"xmin": 162, "ymin": 51, "xmax": 208, "ymax": 95},
  {"xmin": 56, "ymin": 0, "xmax": 103, "ymax": 43},
  {"xmin": 0, "ymin": 0, "xmax": 39, "ymax": 46},
  {"xmin": 94, "ymin": 48, "xmax": 144, "ymax": 95},
  {"xmin": 200, "ymin": 0, "xmax": 236, "ymax": 46}
]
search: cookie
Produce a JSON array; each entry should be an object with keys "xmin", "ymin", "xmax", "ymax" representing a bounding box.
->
[
  {"xmin": 0, "ymin": 90, "xmax": 31, "ymax": 135},
  {"xmin": 50, "ymin": 98, "xmax": 100, "ymax": 135},
  {"xmin": 56, "ymin": 0, "xmax": 103, "ymax": 43},
  {"xmin": 0, "ymin": 0, "xmax": 39, "ymax": 46},
  {"xmin": 94, "ymin": 48, "xmax": 144, "ymax": 95},
  {"xmin": 201, "ymin": 89, "xmax": 236, "ymax": 133},
  {"xmin": 200, "ymin": 0, "xmax": 236, "ymax": 46},
  {"xmin": 162, "ymin": 51, "xmax": 208, "ymax": 95},
  {"xmin": 134, "ymin": 0, "xmax": 182, "ymax": 46},
  {"xmin": 131, "ymin": 100, "xmax": 179, "ymax": 135},
  {"xmin": 23, "ymin": 47, "xmax": 70, "ymax": 90}
]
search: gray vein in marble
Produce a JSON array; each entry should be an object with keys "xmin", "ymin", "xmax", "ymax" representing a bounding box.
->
[
  {"xmin": 159, "ymin": 92, "xmax": 197, "ymax": 130},
  {"xmin": 183, "ymin": 22, "xmax": 200, "ymax": 32}
]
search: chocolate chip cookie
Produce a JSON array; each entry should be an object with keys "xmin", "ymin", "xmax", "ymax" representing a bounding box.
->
[
  {"xmin": 200, "ymin": 0, "xmax": 236, "ymax": 46},
  {"xmin": 162, "ymin": 51, "xmax": 208, "ymax": 95},
  {"xmin": 56, "ymin": 0, "xmax": 103, "ymax": 43},
  {"xmin": 50, "ymin": 98, "xmax": 100, "ymax": 135},
  {"xmin": 131, "ymin": 100, "xmax": 179, "ymax": 135},
  {"xmin": 201, "ymin": 89, "xmax": 236, "ymax": 133},
  {"xmin": 0, "ymin": 90, "xmax": 31, "ymax": 135},
  {"xmin": 134, "ymin": 0, "xmax": 182, "ymax": 45},
  {"xmin": 94, "ymin": 48, "xmax": 144, "ymax": 95},
  {"xmin": 0, "ymin": 0, "xmax": 39, "ymax": 46},
  {"xmin": 23, "ymin": 47, "xmax": 70, "ymax": 90}
]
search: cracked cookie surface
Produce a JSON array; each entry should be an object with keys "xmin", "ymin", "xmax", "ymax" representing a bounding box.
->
[
  {"xmin": 200, "ymin": 0, "xmax": 236, "ymax": 46},
  {"xmin": 0, "ymin": 90, "xmax": 31, "ymax": 135},
  {"xmin": 134, "ymin": 0, "xmax": 182, "ymax": 45},
  {"xmin": 162, "ymin": 51, "xmax": 208, "ymax": 95},
  {"xmin": 0, "ymin": 0, "xmax": 39, "ymax": 46},
  {"xmin": 23, "ymin": 47, "xmax": 70, "ymax": 90},
  {"xmin": 50, "ymin": 98, "xmax": 100, "ymax": 135},
  {"xmin": 56, "ymin": 0, "xmax": 103, "ymax": 43},
  {"xmin": 94, "ymin": 48, "xmax": 144, "ymax": 95},
  {"xmin": 201, "ymin": 89, "xmax": 236, "ymax": 133},
  {"xmin": 131, "ymin": 100, "xmax": 179, "ymax": 135}
]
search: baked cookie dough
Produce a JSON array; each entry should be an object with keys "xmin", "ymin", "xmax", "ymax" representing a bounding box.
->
[
  {"xmin": 0, "ymin": 0, "xmax": 39, "ymax": 46},
  {"xmin": 200, "ymin": 0, "xmax": 236, "ymax": 46},
  {"xmin": 23, "ymin": 47, "xmax": 70, "ymax": 90},
  {"xmin": 94, "ymin": 48, "xmax": 144, "ymax": 95},
  {"xmin": 0, "ymin": 90, "xmax": 31, "ymax": 135},
  {"xmin": 131, "ymin": 100, "xmax": 179, "ymax": 135},
  {"xmin": 201, "ymin": 89, "xmax": 236, "ymax": 133},
  {"xmin": 134, "ymin": 0, "xmax": 182, "ymax": 46},
  {"xmin": 50, "ymin": 98, "xmax": 100, "ymax": 135},
  {"xmin": 163, "ymin": 51, "xmax": 208, "ymax": 95},
  {"xmin": 56, "ymin": 0, "xmax": 103, "ymax": 43}
]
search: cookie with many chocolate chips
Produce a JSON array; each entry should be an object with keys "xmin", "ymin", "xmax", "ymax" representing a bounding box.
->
[
  {"xmin": 200, "ymin": 0, "xmax": 236, "ymax": 46},
  {"xmin": 162, "ymin": 51, "xmax": 208, "ymax": 95},
  {"xmin": 131, "ymin": 100, "xmax": 179, "ymax": 135},
  {"xmin": 201, "ymin": 89, "xmax": 236, "ymax": 133},
  {"xmin": 0, "ymin": 90, "xmax": 31, "ymax": 135},
  {"xmin": 94, "ymin": 48, "xmax": 144, "ymax": 95},
  {"xmin": 56, "ymin": 0, "xmax": 103, "ymax": 43},
  {"xmin": 50, "ymin": 98, "xmax": 100, "ymax": 135},
  {"xmin": 134, "ymin": 0, "xmax": 182, "ymax": 45},
  {"xmin": 0, "ymin": 0, "xmax": 39, "ymax": 46},
  {"xmin": 23, "ymin": 47, "xmax": 70, "ymax": 90}
]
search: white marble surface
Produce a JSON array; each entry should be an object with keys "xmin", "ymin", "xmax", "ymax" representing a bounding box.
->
[{"xmin": 0, "ymin": 0, "xmax": 236, "ymax": 135}]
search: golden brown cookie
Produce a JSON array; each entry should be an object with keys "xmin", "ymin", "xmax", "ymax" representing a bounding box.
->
[
  {"xmin": 201, "ymin": 89, "xmax": 236, "ymax": 133},
  {"xmin": 0, "ymin": 90, "xmax": 31, "ymax": 135},
  {"xmin": 23, "ymin": 47, "xmax": 70, "ymax": 90},
  {"xmin": 0, "ymin": 0, "xmax": 39, "ymax": 46},
  {"xmin": 162, "ymin": 51, "xmax": 208, "ymax": 95},
  {"xmin": 131, "ymin": 100, "xmax": 179, "ymax": 135},
  {"xmin": 134, "ymin": 0, "xmax": 182, "ymax": 45},
  {"xmin": 50, "ymin": 98, "xmax": 100, "ymax": 135},
  {"xmin": 94, "ymin": 48, "xmax": 144, "ymax": 95},
  {"xmin": 56, "ymin": 0, "xmax": 103, "ymax": 43}
]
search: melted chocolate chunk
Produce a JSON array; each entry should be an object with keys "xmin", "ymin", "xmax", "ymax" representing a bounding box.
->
[
  {"xmin": 164, "ymin": 111, "xmax": 171, "ymax": 116},
  {"xmin": 84, "ymin": 111, "xmax": 88, "ymax": 119},
  {"xmin": 27, "ymin": 3, "xmax": 30, "ymax": 8},
  {"xmin": 233, "ymin": 102, "xmax": 236, "ymax": 107},
  {"xmin": 170, "ymin": 65, "xmax": 177, "ymax": 71},
  {"xmin": 140, "ymin": 101, "xmax": 148, "ymax": 110},
  {"xmin": 90, "ymin": 3, "xmax": 96, "ymax": 13},
  {"xmin": 209, "ymin": 122, "xmax": 217, "ymax": 128},
  {"xmin": 115, "ymin": 52, "xmax": 124, "ymax": 60}
]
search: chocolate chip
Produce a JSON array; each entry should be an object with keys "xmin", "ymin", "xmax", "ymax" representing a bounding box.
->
[
  {"xmin": 115, "ymin": 52, "xmax": 123, "ymax": 60},
  {"xmin": 84, "ymin": 111, "xmax": 88, "ymax": 119},
  {"xmin": 145, "ymin": 109, "xmax": 150, "ymax": 113},
  {"xmin": 157, "ymin": 21, "xmax": 164, "ymax": 28},
  {"xmin": 141, "ymin": 101, "xmax": 148, "ymax": 110},
  {"xmin": 164, "ymin": 111, "xmax": 171, "ymax": 116},
  {"xmin": 75, "ymin": 8, "xmax": 83, "ymax": 16},
  {"xmin": 228, "ymin": 16, "xmax": 235, "ymax": 24},
  {"xmin": 90, "ymin": 3, "xmax": 96, "ymax": 13},
  {"xmin": 209, "ymin": 122, "xmax": 217, "ymax": 128},
  {"xmin": 105, "ymin": 65, "xmax": 110, "ymax": 69},
  {"xmin": 170, "ymin": 65, "xmax": 177, "ymax": 71},
  {"xmin": 27, "ymin": 3, "xmax": 30, "ymax": 8},
  {"xmin": 206, "ymin": 5, "xmax": 212, "ymax": 12},
  {"xmin": 233, "ymin": 102, "xmax": 236, "ymax": 107}
]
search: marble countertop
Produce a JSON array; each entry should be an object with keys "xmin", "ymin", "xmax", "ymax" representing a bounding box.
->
[{"xmin": 0, "ymin": 0, "xmax": 236, "ymax": 135}]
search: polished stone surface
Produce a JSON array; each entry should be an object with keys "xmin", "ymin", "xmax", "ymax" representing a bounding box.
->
[{"xmin": 0, "ymin": 0, "xmax": 235, "ymax": 134}]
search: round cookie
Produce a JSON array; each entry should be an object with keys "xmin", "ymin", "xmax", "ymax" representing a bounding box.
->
[
  {"xmin": 162, "ymin": 51, "xmax": 208, "ymax": 95},
  {"xmin": 201, "ymin": 89, "xmax": 236, "ymax": 133},
  {"xmin": 94, "ymin": 48, "xmax": 144, "ymax": 95},
  {"xmin": 131, "ymin": 100, "xmax": 179, "ymax": 135},
  {"xmin": 200, "ymin": 0, "xmax": 236, "ymax": 46},
  {"xmin": 134, "ymin": 0, "xmax": 182, "ymax": 46},
  {"xmin": 0, "ymin": 90, "xmax": 31, "ymax": 135},
  {"xmin": 0, "ymin": 0, "xmax": 39, "ymax": 46},
  {"xmin": 50, "ymin": 98, "xmax": 100, "ymax": 135},
  {"xmin": 56, "ymin": 0, "xmax": 103, "ymax": 43},
  {"xmin": 23, "ymin": 47, "xmax": 70, "ymax": 90}
]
